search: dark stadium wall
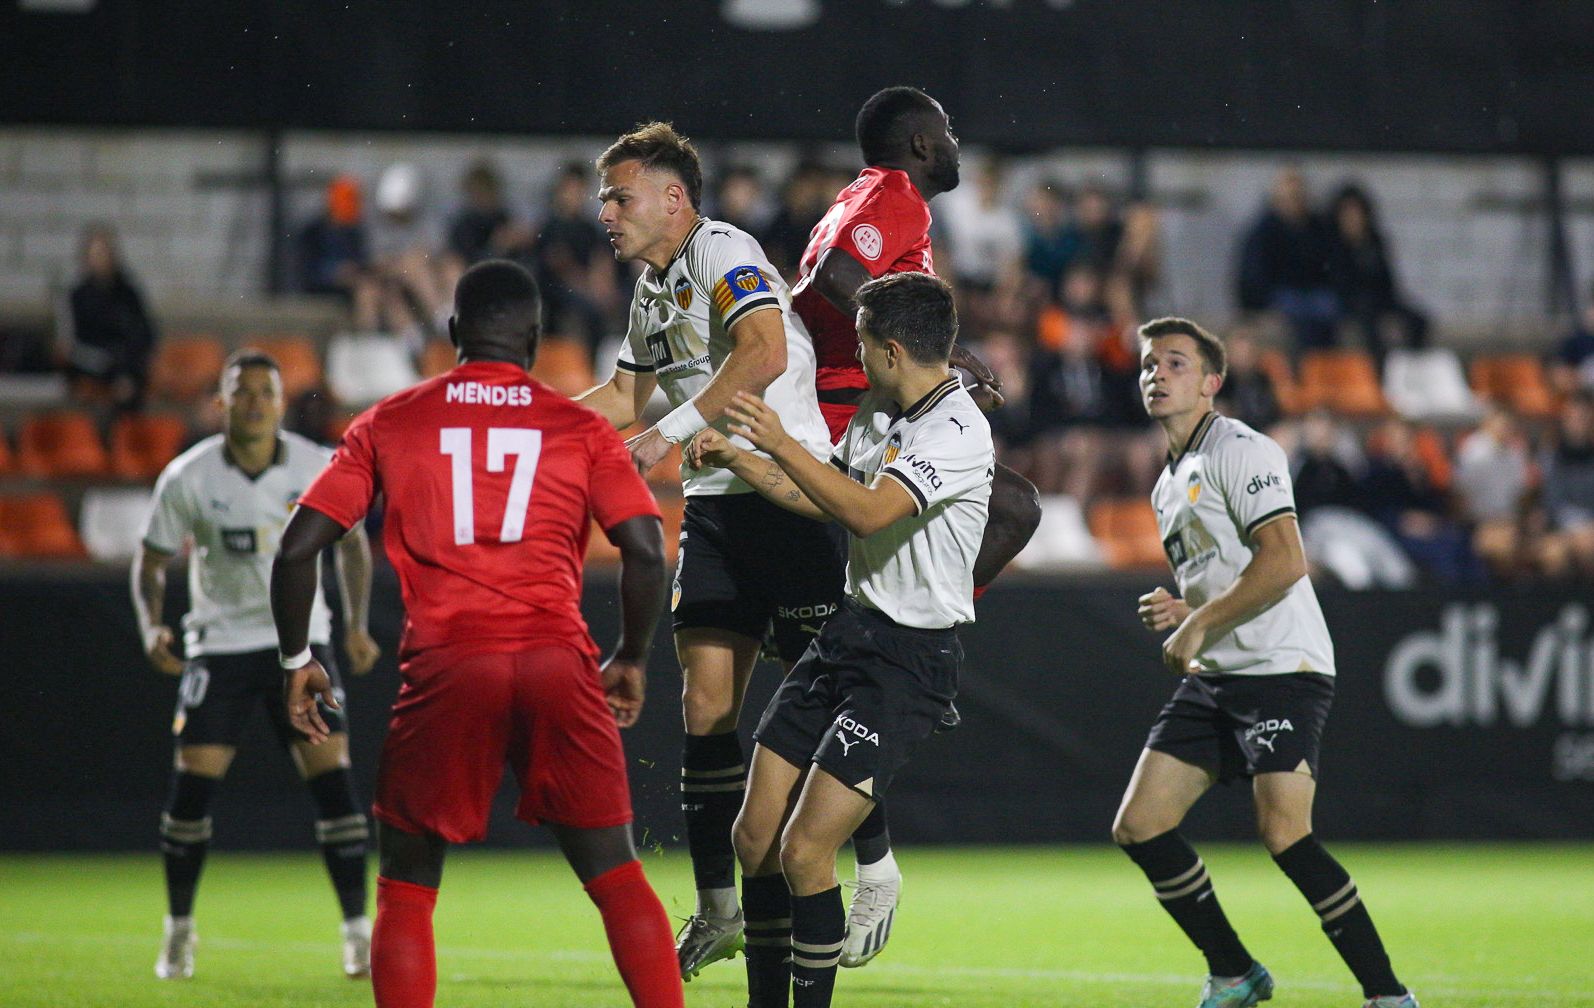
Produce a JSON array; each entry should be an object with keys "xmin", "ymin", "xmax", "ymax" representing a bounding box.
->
[
  {"xmin": 3, "ymin": 1, "xmax": 1594, "ymax": 155},
  {"xmin": 6, "ymin": 566, "xmax": 1594, "ymax": 852}
]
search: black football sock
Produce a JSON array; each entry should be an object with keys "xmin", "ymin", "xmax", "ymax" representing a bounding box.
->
[
  {"xmin": 743, "ymin": 873, "xmax": 793, "ymax": 1008},
  {"xmin": 682, "ymin": 732, "xmax": 745, "ymax": 908},
  {"xmin": 307, "ymin": 768, "xmax": 370, "ymax": 920},
  {"xmin": 1120, "ymin": 829, "xmax": 1253, "ymax": 977},
  {"xmin": 1273, "ymin": 834, "xmax": 1405, "ymax": 999},
  {"xmin": 160, "ymin": 772, "xmax": 218, "ymax": 918},
  {"xmin": 849, "ymin": 802, "xmax": 891, "ymax": 867},
  {"xmin": 790, "ymin": 885, "xmax": 845, "ymax": 1008}
]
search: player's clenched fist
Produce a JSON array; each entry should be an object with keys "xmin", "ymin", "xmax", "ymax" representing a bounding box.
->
[
  {"xmin": 1137, "ymin": 585, "xmax": 1189, "ymax": 633},
  {"xmin": 143, "ymin": 625, "xmax": 184, "ymax": 677},
  {"xmin": 686, "ymin": 428, "xmax": 739, "ymax": 470}
]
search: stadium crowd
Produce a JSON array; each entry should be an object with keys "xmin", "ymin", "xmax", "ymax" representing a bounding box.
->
[{"xmin": 4, "ymin": 155, "xmax": 1594, "ymax": 588}]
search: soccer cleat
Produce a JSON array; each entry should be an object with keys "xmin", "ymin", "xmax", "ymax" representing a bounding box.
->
[
  {"xmin": 1198, "ymin": 961, "xmax": 1274, "ymax": 1008},
  {"xmin": 675, "ymin": 910, "xmax": 744, "ymax": 981},
  {"xmin": 154, "ymin": 915, "xmax": 196, "ymax": 980},
  {"xmin": 341, "ymin": 916, "xmax": 372, "ymax": 978},
  {"xmin": 1363, "ymin": 994, "xmax": 1419, "ymax": 1008},
  {"xmin": 839, "ymin": 867, "xmax": 901, "ymax": 967}
]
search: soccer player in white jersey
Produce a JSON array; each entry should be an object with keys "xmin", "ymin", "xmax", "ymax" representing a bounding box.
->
[
  {"xmin": 688, "ymin": 272, "xmax": 992, "ymax": 1008},
  {"xmin": 579, "ymin": 122, "xmax": 909, "ymax": 982},
  {"xmin": 1110, "ymin": 318, "xmax": 1417, "ymax": 1008},
  {"xmin": 132, "ymin": 350, "xmax": 381, "ymax": 981}
]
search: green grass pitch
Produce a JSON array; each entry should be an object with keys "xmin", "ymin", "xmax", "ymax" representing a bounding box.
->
[{"xmin": 4, "ymin": 843, "xmax": 1591, "ymax": 1007}]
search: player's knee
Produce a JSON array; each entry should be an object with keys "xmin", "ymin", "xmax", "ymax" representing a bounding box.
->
[
  {"xmin": 1257, "ymin": 817, "xmax": 1310, "ymax": 855},
  {"xmin": 731, "ymin": 813, "xmax": 774, "ymax": 874},
  {"xmin": 777, "ymin": 828, "xmax": 830, "ymax": 889},
  {"xmin": 681, "ymin": 685, "xmax": 735, "ymax": 734},
  {"xmin": 1111, "ymin": 806, "xmax": 1171, "ymax": 847}
]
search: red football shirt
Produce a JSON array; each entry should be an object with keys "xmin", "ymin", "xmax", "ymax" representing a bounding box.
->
[
  {"xmin": 298, "ymin": 360, "xmax": 660, "ymax": 660},
  {"xmin": 791, "ymin": 166, "xmax": 935, "ymax": 392}
]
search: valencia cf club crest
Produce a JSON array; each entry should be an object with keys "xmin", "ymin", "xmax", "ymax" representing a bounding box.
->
[
  {"xmin": 883, "ymin": 431, "xmax": 903, "ymax": 466},
  {"xmin": 671, "ymin": 579, "xmax": 682, "ymax": 611},
  {"xmin": 733, "ymin": 266, "xmax": 762, "ymax": 293},
  {"xmin": 673, "ymin": 277, "xmax": 693, "ymax": 310},
  {"xmin": 1186, "ymin": 470, "xmax": 1202, "ymax": 504}
]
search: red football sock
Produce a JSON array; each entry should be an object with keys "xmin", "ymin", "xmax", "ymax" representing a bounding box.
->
[
  {"xmin": 584, "ymin": 860, "xmax": 684, "ymax": 1008},
  {"xmin": 372, "ymin": 876, "xmax": 438, "ymax": 1008}
]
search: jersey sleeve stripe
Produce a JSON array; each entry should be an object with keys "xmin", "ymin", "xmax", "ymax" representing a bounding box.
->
[
  {"xmin": 1245, "ymin": 507, "xmax": 1296, "ymax": 537},
  {"xmin": 615, "ymin": 358, "xmax": 654, "ymax": 373},
  {"xmin": 881, "ymin": 468, "xmax": 927, "ymax": 515},
  {"xmin": 723, "ymin": 297, "xmax": 780, "ymax": 330}
]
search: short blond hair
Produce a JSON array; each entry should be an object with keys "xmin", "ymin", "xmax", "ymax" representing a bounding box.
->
[{"xmin": 595, "ymin": 122, "xmax": 703, "ymax": 209}]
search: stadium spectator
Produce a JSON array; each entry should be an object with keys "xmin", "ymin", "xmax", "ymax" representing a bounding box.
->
[
  {"xmin": 531, "ymin": 162, "xmax": 621, "ymax": 360},
  {"xmin": 133, "ymin": 349, "xmax": 380, "ymax": 982},
  {"xmin": 761, "ymin": 158, "xmax": 839, "ymax": 279},
  {"xmin": 1286, "ymin": 410, "xmax": 1416, "ymax": 590},
  {"xmin": 1358, "ymin": 417, "xmax": 1481, "ymax": 585},
  {"xmin": 1326, "ymin": 183, "xmax": 1429, "ymax": 369},
  {"xmin": 712, "ymin": 165, "xmax": 773, "ymax": 237},
  {"xmin": 1028, "ymin": 265, "xmax": 1124, "ymax": 499},
  {"xmin": 297, "ymin": 174, "xmax": 381, "ymax": 331},
  {"xmin": 1236, "ymin": 167, "xmax": 1340, "ymax": 351},
  {"xmin": 1021, "ymin": 180, "xmax": 1078, "ymax": 294},
  {"xmin": 1069, "ymin": 182, "xmax": 1124, "ymax": 274},
  {"xmin": 1214, "ymin": 327, "xmax": 1282, "ymax": 433},
  {"xmin": 274, "ymin": 260, "xmax": 682, "ymax": 1008},
  {"xmin": 940, "ymin": 157, "xmax": 1026, "ymax": 334},
  {"xmin": 1116, "ymin": 317, "xmax": 1418, "ymax": 1008},
  {"xmin": 1454, "ymin": 403, "xmax": 1534, "ymax": 580},
  {"xmin": 1289, "ymin": 409, "xmax": 1362, "ymax": 515},
  {"xmin": 367, "ymin": 163, "xmax": 459, "ymax": 348},
  {"xmin": 63, "ymin": 223, "xmax": 158, "ymax": 411},
  {"xmin": 688, "ymin": 271, "xmax": 992, "ymax": 1008},
  {"xmin": 1106, "ymin": 198, "xmax": 1163, "ymax": 327},
  {"xmin": 579, "ymin": 122, "xmax": 845, "ymax": 985},
  {"xmin": 446, "ymin": 159, "xmax": 533, "ymax": 266},
  {"xmin": 1548, "ymin": 285, "xmax": 1594, "ymax": 396},
  {"xmin": 1535, "ymin": 391, "xmax": 1594, "ymax": 579}
]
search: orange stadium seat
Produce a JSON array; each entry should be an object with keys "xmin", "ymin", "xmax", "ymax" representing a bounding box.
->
[
  {"xmin": 419, "ymin": 339, "xmax": 457, "ymax": 378},
  {"xmin": 1470, "ymin": 353, "xmax": 1557, "ymax": 419},
  {"xmin": 1297, "ymin": 349, "xmax": 1387, "ymax": 416},
  {"xmin": 531, "ymin": 339, "xmax": 596, "ymax": 398},
  {"xmin": 0, "ymin": 493, "xmax": 88, "ymax": 559},
  {"xmin": 17, "ymin": 411, "xmax": 110, "ymax": 478},
  {"xmin": 110, "ymin": 414, "xmax": 188, "ymax": 481},
  {"xmin": 249, "ymin": 334, "xmax": 323, "ymax": 402},
  {"xmin": 1087, "ymin": 497, "xmax": 1166, "ymax": 570},
  {"xmin": 1257, "ymin": 348, "xmax": 1303, "ymax": 416},
  {"xmin": 149, "ymin": 334, "xmax": 226, "ymax": 403}
]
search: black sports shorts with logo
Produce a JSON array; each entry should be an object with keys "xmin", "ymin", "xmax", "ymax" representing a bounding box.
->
[
  {"xmin": 672, "ymin": 492, "xmax": 846, "ymax": 663},
  {"xmin": 1145, "ymin": 671, "xmax": 1335, "ymax": 783},
  {"xmin": 754, "ymin": 597, "xmax": 960, "ymax": 800},
  {"xmin": 174, "ymin": 644, "xmax": 346, "ymax": 746}
]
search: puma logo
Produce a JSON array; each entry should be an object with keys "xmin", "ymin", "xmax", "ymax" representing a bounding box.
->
[
  {"xmin": 948, "ymin": 416, "xmax": 968, "ymax": 433},
  {"xmin": 1253, "ymin": 733, "xmax": 1278, "ymax": 753},
  {"xmin": 834, "ymin": 731, "xmax": 858, "ymax": 756},
  {"xmin": 800, "ymin": 623, "xmax": 823, "ymax": 636}
]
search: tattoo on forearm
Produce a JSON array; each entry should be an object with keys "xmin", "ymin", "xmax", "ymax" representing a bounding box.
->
[
  {"xmin": 760, "ymin": 464, "xmax": 785, "ymax": 491},
  {"xmin": 786, "ymin": 490, "xmax": 800, "ymax": 502}
]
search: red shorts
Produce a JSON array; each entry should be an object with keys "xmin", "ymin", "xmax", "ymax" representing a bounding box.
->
[
  {"xmin": 373, "ymin": 642, "xmax": 632, "ymax": 843},
  {"xmin": 820, "ymin": 400, "xmax": 860, "ymax": 444}
]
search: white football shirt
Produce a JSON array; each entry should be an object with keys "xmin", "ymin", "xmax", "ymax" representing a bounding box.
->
[
  {"xmin": 616, "ymin": 217, "xmax": 831, "ymax": 495},
  {"xmin": 1151, "ymin": 411, "xmax": 1335, "ymax": 677},
  {"xmin": 142, "ymin": 432, "xmax": 335, "ymax": 656},
  {"xmin": 832, "ymin": 378, "xmax": 993, "ymax": 629}
]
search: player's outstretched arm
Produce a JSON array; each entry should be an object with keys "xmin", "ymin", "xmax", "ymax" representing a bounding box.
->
[
  {"xmin": 273, "ymin": 505, "xmax": 349, "ymax": 743},
  {"xmin": 812, "ymin": 246, "xmax": 873, "ymax": 317},
  {"xmin": 130, "ymin": 543, "xmax": 183, "ymax": 676},
  {"xmin": 1160, "ymin": 515, "xmax": 1307, "ymax": 676},
  {"xmin": 602, "ymin": 513, "xmax": 666, "ymax": 728},
  {"xmin": 687, "ymin": 428, "xmax": 828, "ymax": 522},
  {"xmin": 333, "ymin": 522, "xmax": 381, "ymax": 676},
  {"xmin": 578, "ymin": 367, "xmax": 656, "ymax": 431},
  {"xmin": 726, "ymin": 391, "xmax": 915, "ymax": 538}
]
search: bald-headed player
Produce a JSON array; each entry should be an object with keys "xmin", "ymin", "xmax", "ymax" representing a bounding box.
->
[{"xmin": 273, "ymin": 260, "xmax": 683, "ymax": 1008}]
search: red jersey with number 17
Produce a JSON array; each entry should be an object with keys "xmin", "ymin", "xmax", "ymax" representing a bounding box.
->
[
  {"xmin": 297, "ymin": 360, "xmax": 660, "ymax": 661},
  {"xmin": 791, "ymin": 166, "xmax": 935, "ymax": 393}
]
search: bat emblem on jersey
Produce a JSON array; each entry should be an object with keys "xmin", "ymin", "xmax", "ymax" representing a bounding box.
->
[
  {"xmin": 883, "ymin": 431, "xmax": 903, "ymax": 465},
  {"xmin": 732, "ymin": 266, "xmax": 764, "ymax": 293},
  {"xmin": 1187, "ymin": 471, "xmax": 1202, "ymax": 504},
  {"xmin": 673, "ymin": 277, "xmax": 694, "ymax": 310}
]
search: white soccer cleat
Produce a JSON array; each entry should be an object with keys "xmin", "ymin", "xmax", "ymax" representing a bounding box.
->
[
  {"xmin": 342, "ymin": 916, "xmax": 372, "ymax": 978},
  {"xmin": 154, "ymin": 915, "xmax": 196, "ymax": 980},
  {"xmin": 840, "ymin": 866, "xmax": 900, "ymax": 968},
  {"xmin": 1363, "ymin": 994, "xmax": 1419, "ymax": 1008}
]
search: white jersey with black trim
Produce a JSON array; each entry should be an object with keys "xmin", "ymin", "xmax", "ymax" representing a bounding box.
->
[
  {"xmin": 1151, "ymin": 411, "xmax": 1335, "ymax": 677},
  {"xmin": 615, "ymin": 217, "xmax": 830, "ymax": 496},
  {"xmin": 832, "ymin": 378, "xmax": 993, "ymax": 629},
  {"xmin": 142, "ymin": 432, "xmax": 335, "ymax": 657}
]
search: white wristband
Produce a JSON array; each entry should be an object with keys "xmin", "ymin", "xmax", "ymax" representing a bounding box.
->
[
  {"xmin": 656, "ymin": 399, "xmax": 708, "ymax": 445},
  {"xmin": 278, "ymin": 647, "xmax": 313, "ymax": 670}
]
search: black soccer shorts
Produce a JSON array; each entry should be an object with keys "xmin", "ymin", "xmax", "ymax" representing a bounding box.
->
[
  {"xmin": 1144, "ymin": 671, "xmax": 1335, "ymax": 783},
  {"xmin": 671, "ymin": 492, "xmax": 846, "ymax": 664},
  {"xmin": 173, "ymin": 644, "xmax": 347, "ymax": 746},
  {"xmin": 753, "ymin": 598, "xmax": 960, "ymax": 800}
]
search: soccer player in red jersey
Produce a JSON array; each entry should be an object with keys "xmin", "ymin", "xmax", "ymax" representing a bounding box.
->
[
  {"xmin": 270, "ymin": 260, "xmax": 683, "ymax": 1008},
  {"xmin": 788, "ymin": 86, "xmax": 1041, "ymax": 965}
]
